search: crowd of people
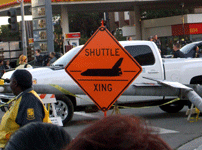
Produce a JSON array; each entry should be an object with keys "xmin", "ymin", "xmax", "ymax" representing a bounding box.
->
[
  {"xmin": 34, "ymin": 50, "xmax": 59, "ymax": 67},
  {"xmin": 0, "ymin": 49, "xmax": 61, "ymax": 78},
  {"xmin": 0, "ymin": 59, "xmax": 13, "ymax": 78},
  {"xmin": 34, "ymin": 50, "xmax": 62, "ymax": 66},
  {"xmin": 0, "ymin": 36, "xmax": 201, "ymax": 78},
  {"xmin": 147, "ymin": 34, "xmax": 201, "ymax": 58}
]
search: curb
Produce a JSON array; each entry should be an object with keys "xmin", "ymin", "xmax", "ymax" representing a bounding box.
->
[{"xmin": 177, "ymin": 137, "xmax": 202, "ymax": 150}]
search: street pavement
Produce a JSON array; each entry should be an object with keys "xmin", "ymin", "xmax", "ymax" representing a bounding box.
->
[
  {"xmin": 1, "ymin": 107, "xmax": 202, "ymax": 150},
  {"xmin": 62, "ymin": 107, "xmax": 202, "ymax": 150},
  {"xmin": 178, "ymin": 137, "xmax": 202, "ymax": 150},
  {"xmin": 70, "ymin": 108, "xmax": 202, "ymax": 150}
]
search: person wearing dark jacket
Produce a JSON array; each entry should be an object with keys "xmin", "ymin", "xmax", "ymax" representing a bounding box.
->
[
  {"xmin": 173, "ymin": 43, "xmax": 186, "ymax": 58},
  {"xmin": 47, "ymin": 52, "xmax": 57, "ymax": 66},
  {"xmin": 0, "ymin": 70, "xmax": 51, "ymax": 149},
  {"xmin": 0, "ymin": 60, "xmax": 5, "ymax": 78},
  {"xmin": 35, "ymin": 49, "xmax": 43, "ymax": 66},
  {"xmin": 4, "ymin": 60, "xmax": 11, "ymax": 70},
  {"xmin": 153, "ymin": 35, "xmax": 161, "ymax": 49}
]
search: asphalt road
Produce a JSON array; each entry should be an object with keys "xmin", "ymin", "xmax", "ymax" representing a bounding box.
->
[
  {"xmin": 1, "ymin": 106, "xmax": 202, "ymax": 150},
  {"xmin": 63, "ymin": 106, "xmax": 202, "ymax": 150}
]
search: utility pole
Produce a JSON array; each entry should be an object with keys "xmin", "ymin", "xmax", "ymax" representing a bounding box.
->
[
  {"xmin": 181, "ymin": 3, "xmax": 185, "ymax": 41},
  {"xmin": 19, "ymin": 0, "xmax": 27, "ymax": 56}
]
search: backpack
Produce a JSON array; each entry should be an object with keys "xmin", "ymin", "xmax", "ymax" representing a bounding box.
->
[{"xmin": 24, "ymin": 64, "xmax": 28, "ymax": 68}]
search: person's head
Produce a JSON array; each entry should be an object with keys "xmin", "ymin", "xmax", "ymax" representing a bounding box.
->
[
  {"xmin": 35, "ymin": 49, "xmax": 41, "ymax": 55},
  {"xmin": 0, "ymin": 59, "xmax": 3, "ymax": 66},
  {"xmin": 6, "ymin": 60, "xmax": 10, "ymax": 65},
  {"xmin": 10, "ymin": 69, "xmax": 32, "ymax": 95},
  {"xmin": 153, "ymin": 35, "xmax": 158, "ymax": 40},
  {"xmin": 173, "ymin": 42, "xmax": 181, "ymax": 51},
  {"xmin": 19, "ymin": 55, "xmax": 27, "ymax": 64},
  {"xmin": 195, "ymin": 46, "xmax": 199, "ymax": 53},
  {"xmin": 5, "ymin": 122, "xmax": 71, "ymax": 150},
  {"xmin": 50, "ymin": 52, "xmax": 55, "ymax": 58},
  {"xmin": 128, "ymin": 37, "xmax": 132, "ymax": 41},
  {"xmin": 148, "ymin": 36, "xmax": 153, "ymax": 41},
  {"xmin": 66, "ymin": 115, "xmax": 172, "ymax": 150}
]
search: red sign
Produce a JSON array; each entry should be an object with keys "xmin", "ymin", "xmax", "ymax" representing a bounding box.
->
[
  {"xmin": 189, "ymin": 23, "xmax": 202, "ymax": 34},
  {"xmin": 65, "ymin": 26, "xmax": 142, "ymax": 112},
  {"xmin": 29, "ymin": 38, "xmax": 34, "ymax": 44},
  {"xmin": 172, "ymin": 24, "xmax": 189, "ymax": 36},
  {"xmin": 172, "ymin": 23, "xmax": 202, "ymax": 36},
  {"xmin": 65, "ymin": 32, "xmax": 81, "ymax": 39}
]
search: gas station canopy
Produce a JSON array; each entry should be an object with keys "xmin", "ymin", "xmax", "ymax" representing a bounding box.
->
[{"xmin": 0, "ymin": 0, "xmax": 201, "ymax": 16}]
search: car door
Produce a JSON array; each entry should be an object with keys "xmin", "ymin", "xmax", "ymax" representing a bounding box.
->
[{"xmin": 118, "ymin": 44, "xmax": 164, "ymax": 103}]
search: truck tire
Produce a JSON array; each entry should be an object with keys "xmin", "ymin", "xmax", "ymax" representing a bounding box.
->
[
  {"xmin": 1, "ymin": 106, "xmax": 6, "ymax": 112},
  {"xmin": 50, "ymin": 95, "xmax": 74, "ymax": 125},
  {"xmin": 159, "ymin": 100, "xmax": 184, "ymax": 113}
]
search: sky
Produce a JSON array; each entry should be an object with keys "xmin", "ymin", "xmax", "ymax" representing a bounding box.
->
[{"xmin": 0, "ymin": 15, "xmax": 32, "ymax": 26}]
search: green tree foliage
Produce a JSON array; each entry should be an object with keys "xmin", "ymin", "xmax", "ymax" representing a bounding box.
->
[
  {"xmin": 69, "ymin": 12, "xmax": 102, "ymax": 44},
  {"xmin": 114, "ymin": 29, "xmax": 126, "ymax": 41},
  {"xmin": 141, "ymin": 8, "xmax": 190, "ymax": 20},
  {"xmin": 53, "ymin": 12, "xmax": 103, "ymax": 47},
  {"xmin": 53, "ymin": 16, "xmax": 63, "ymax": 52},
  {"xmin": 0, "ymin": 25, "xmax": 20, "ymax": 41}
]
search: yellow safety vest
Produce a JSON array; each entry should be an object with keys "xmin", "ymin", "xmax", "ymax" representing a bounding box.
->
[{"xmin": 0, "ymin": 90, "xmax": 51, "ymax": 148}]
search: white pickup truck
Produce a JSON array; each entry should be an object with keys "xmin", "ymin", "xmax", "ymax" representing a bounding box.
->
[{"xmin": 2, "ymin": 41, "xmax": 202, "ymax": 124}]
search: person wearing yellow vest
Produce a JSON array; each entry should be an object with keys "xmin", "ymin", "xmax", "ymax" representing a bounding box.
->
[{"xmin": 0, "ymin": 69, "xmax": 51, "ymax": 149}]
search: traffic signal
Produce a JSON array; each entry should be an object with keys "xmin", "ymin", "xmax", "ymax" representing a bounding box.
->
[{"xmin": 7, "ymin": 8, "xmax": 18, "ymax": 33}]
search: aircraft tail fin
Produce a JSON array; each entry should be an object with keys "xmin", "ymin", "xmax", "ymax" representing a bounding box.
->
[{"xmin": 112, "ymin": 58, "xmax": 123, "ymax": 69}]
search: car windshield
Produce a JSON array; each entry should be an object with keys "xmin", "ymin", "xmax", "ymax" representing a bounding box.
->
[
  {"xmin": 180, "ymin": 43, "xmax": 195, "ymax": 54},
  {"xmin": 52, "ymin": 46, "xmax": 82, "ymax": 67}
]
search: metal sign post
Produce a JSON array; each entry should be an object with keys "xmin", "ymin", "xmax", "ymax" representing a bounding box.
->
[{"xmin": 19, "ymin": 0, "xmax": 27, "ymax": 56}]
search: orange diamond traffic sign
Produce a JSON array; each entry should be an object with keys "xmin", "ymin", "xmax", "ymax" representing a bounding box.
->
[{"xmin": 65, "ymin": 25, "xmax": 142, "ymax": 112}]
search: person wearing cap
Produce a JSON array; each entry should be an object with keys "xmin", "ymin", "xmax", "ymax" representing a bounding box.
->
[
  {"xmin": 0, "ymin": 69, "xmax": 52, "ymax": 149},
  {"xmin": 15, "ymin": 55, "xmax": 32, "ymax": 70}
]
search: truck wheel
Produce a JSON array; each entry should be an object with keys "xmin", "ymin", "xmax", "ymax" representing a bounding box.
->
[
  {"xmin": 49, "ymin": 95, "xmax": 74, "ymax": 125},
  {"xmin": 159, "ymin": 100, "xmax": 184, "ymax": 113},
  {"xmin": 1, "ymin": 106, "xmax": 6, "ymax": 112}
]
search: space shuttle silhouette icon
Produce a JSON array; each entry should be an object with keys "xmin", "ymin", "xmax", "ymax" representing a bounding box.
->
[{"xmin": 81, "ymin": 58, "xmax": 123, "ymax": 77}]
